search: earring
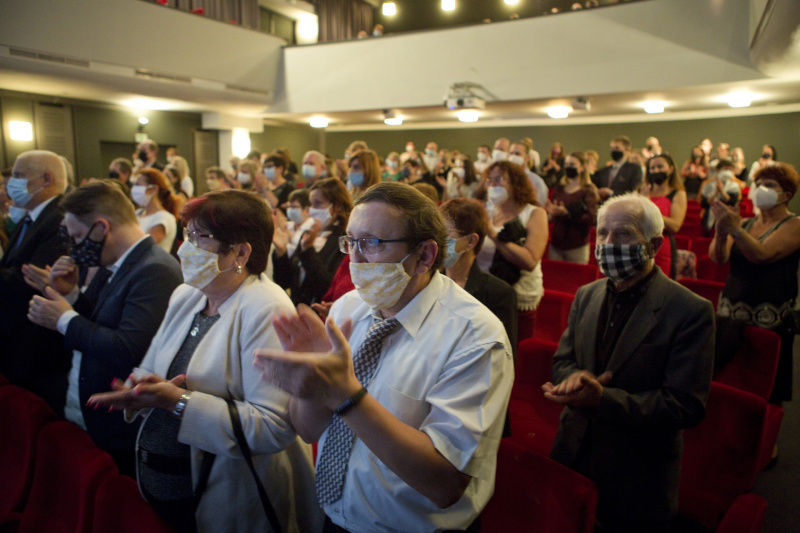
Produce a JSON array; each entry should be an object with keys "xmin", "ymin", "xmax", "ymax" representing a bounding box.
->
[{"xmin": 235, "ymin": 264, "xmax": 242, "ymax": 274}]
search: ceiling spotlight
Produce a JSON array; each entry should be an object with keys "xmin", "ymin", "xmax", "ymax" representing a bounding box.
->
[
  {"xmin": 442, "ymin": 0, "xmax": 455, "ymax": 11},
  {"xmin": 138, "ymin": 116, "xmax": 150, "ymax": 125},
  {"xmin": 727, "ymin": 92, "xmax": 752, "ymax": 108},
  {"xmin": 382, "ymin": 2, "xmax": 396, "ymax": 16},
  {"xmin": 457, "ymin": 110, "xmax": 479, "ymax": 123},
  {"xmin": 384, "ymin": 117, "xmax": 403, "ymax": 126},
  {"xmin": 309, "ymin": 117, "xmax": 329, "ymax": 128},
  {"xmin": 642, "ymin": 101, "xmax": 665, "ymax": 114},
  {"xmin": 546, "ymin": 105, "xmax": 571, "ymax": 119},
  {"xmin": 505, "ymin": 0, "xmax": 519, "ymax": 4}
]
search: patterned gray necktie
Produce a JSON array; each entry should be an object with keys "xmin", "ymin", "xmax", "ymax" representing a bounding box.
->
[{"xmin": 316, "ymin": 316, "xmax": 400, "ymax": 506}]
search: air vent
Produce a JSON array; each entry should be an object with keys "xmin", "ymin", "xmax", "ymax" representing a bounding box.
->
[
  {"xmin": 135, "ymin": 68, "xmax": 192, "ymax": 84},
  {"xmin": 9, "ymin": 47, "xmax": 90, "ymax": 68},
  {"xmin": 226, "ymin": 83, "xmax": 270, "ymax": 96}
]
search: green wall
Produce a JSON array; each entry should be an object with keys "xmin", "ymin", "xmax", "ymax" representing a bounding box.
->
[{"xmin": 250, "ymin": 123, "xmax": 322, "ymax": 165}]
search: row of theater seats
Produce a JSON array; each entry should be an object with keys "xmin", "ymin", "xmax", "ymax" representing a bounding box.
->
[
  {"xmin": 0, "ymin": 377, "xmax": 176, "ymax": 533},
  {"xmin": 492, "ymin": 319, "xmax": 779, "ymax": 532}
]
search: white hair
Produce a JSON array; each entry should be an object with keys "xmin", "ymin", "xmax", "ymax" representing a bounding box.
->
[
  {"xmin": 598, "ymin": 193, "xmax": 664, "ymax": 241},
  {"xmin": 303, "ymin": 150, "xmax": 326, "ymax": 167}
]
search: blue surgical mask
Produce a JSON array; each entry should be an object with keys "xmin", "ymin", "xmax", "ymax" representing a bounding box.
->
[
  {"xmin": 348, "ymin": 171, "xmax": 364, "ymax": 188},
  {"xmin": 302, "ymin": 164, "xmax": 317, "ymax": 179},
  {"xmin": 443, "ymin": 236, "xmax": 465, "ymax": 269},
  {"xmin": 264, "ymin": 167, "xmax": 276, "ymax": 181},
  {"xmin": 425, "ymin": 149, "xmax": 437, "ymax": 157},
  {"xmin": 287, "ymin": 207, "xmax": 305, "ymax": 224},
  {"xmin": 6, "ymin": 177, "xmax": 43, "ymax": 207}
]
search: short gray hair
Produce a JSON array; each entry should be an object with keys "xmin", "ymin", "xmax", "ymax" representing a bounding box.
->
[
  {"xmin": 598, "ymin": 193, "xmax": 664, "ymax": 241},
  {"xmin": 303, "ymin": 150, "xmax": 326, "ymax": 167}
]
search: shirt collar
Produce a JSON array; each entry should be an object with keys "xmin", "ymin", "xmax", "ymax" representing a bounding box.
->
[{"xmin": 27, "ymin": 195, "xmax": 58, "ymax": 222}]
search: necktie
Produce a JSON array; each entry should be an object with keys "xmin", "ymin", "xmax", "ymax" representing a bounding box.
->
[
  {"xmin": 315, "ymin": 316, "xmax": 399, "ymax": 506},
  {"xmin": 10, "ymin": 215, "xmax": 32, "ymax": 254}
]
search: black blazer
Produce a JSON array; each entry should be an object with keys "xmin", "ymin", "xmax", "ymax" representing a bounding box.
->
[
  {"xmin": 463, "ymin": 260, "xmax": 518, "ymax": 359},
  {"xmin": 0, "ymin": 196, "xmax": 71, "ymax": 415},
  {"xmin": 592, "ymin": 161, "xmax": 643, "ymax": 197},
  {"xmin": 66, "ymin": 236, "xmax": 183, "ymax": 453}
]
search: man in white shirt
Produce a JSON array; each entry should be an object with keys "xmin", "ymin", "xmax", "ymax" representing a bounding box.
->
[
  {"xmin": 27, "ymin": 181, "xmax": 182, "ymax": 475},
  {"xmin": 255, "ymin": 182, "xmax": 514, "ymax": 532}
]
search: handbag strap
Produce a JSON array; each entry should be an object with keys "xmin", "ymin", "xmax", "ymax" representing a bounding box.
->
[{"xmin": 226, "ymin": 399, "xmax": 283, "ymax": 533}]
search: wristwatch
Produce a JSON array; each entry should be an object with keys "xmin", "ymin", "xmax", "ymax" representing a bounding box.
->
[{"xmin": 172, "ymin": 391, "xmax": 192, "ymax": 419}]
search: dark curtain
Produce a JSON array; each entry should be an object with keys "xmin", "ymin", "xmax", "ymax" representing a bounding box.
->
[
  {"xmin": 148, "ymin": 0, "xmax": 259, "ymax": 30},
  {"xmin": 312, "ymin": 0, "xmax": 374, "ymax": 42}
]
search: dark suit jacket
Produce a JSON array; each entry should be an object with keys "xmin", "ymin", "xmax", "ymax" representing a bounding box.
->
[
  {"xmin": 0, "ymin": 196, "xmax": 71, "ymax": 415},
  {"xmin": 550, "ymin": 268, "xmax": 714, "ymax": 523},
  {"xmin": 592, "ymin": 161, "xmax": 643, "ymax": 197},
  {"xmin": 464, "ymin": 260, "xmax": 518, "ymax": 359},
  {"xmin": 65, "ymin": 236, "xmax": 182, "ymax": 452}
]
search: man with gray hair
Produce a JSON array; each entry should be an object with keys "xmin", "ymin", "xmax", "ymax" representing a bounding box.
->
[
  {"xmin": 543, "ymin": 193, "xmax": 714, "ymax": 532},
  {"xmin": 301, "ymin": 149, "xmax": 328, "ymax": 186},
  {"xmin": 0, "ymin": 150, "xmax": 71, "ymax": 414}
]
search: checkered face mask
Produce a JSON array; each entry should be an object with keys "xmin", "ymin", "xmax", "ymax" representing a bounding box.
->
[{"xmin": 595, "ymin": 243, "xmax": 649, "ymax": 283}]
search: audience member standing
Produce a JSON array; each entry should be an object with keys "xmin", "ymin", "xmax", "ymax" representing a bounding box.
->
[
  {"xmin": 540, "ymin": 142, "xmax": 566, "ymax": 188},
  {"xmin": 133, "ymin": 168, "xmax": 180, "ymax": 253},
  {"xmin": 593, "ymin": 135, "xmax": 644, "ymax": 201},
  {"xmin": 680, "ymin": 145, "xmax": 708, "ymax": 196},
  {"xmin": 642, "ymin": 154, "xmax": 687, "ymax": 278}
]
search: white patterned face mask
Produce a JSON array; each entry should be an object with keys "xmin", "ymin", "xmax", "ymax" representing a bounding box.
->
[
  {"xmin": 177, "ymin": 240, "xmax": 233, "ymax": 289},
  {"xmin": 349, "ymin": 253, "xmax": 413, "ymax": 310}
]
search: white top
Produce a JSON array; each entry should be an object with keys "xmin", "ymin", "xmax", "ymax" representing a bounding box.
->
[
  {"xmin": 181, "ymin": 175, "xmax": 195, "ymax": 198},
  {"xmin": 526, "ymin": 168, "xmax": 549, "ymax": 207},
  {"xmin": 477, "ymin": 203, "xmax": 544, "ymax": 311},
  {"xmin": 137, "ymin": 209, "xmax": 177, "ymax": 253},
  {"xmin": 322, "ymin": 273, "xmax": 514, "ymax": 533},
  {"xmin": 445, "ymin": 171, "xmax": 479, "ymax": 200}
]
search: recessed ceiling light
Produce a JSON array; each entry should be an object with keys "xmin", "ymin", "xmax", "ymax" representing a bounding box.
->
[
  {"xmin": 457, "ymin": 110, "xmax": 479, "ymax": 122},
  {"xmin": 642, "ymin": 101, "xmax": 665, "ymax": 114},
  {"xmin": 382, "ymin": 2, "xmax": 396, "ymax": 16},
  {"xmin": 546, "ymin": 105, "xmax": 571, "ymax": 119},
  {"xmin": 727, "ymin": 91, "xmax": 752, "ymax": 108},
  {"xmin": 384, "ymin": 117, "xmax": 403, "ymax": 126},
  {"xmin": 505, "ymin": 0, "xmax": 519, "ymax": 4},
  {"xmin": 442, "ymin": 0, "xmax": 455, "ymax": 11},
  {"xmin": 309, "ymin": 117, "xmax": 329, "ymax": 128},
  {"xmin": 138, "ymin": 116, "xmax": 150, "ymax": 125}
]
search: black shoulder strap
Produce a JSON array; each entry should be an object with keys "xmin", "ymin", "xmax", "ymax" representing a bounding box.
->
[{"xmin": 226, "ymin": 399, "xmax": 283, "ymax": 533}]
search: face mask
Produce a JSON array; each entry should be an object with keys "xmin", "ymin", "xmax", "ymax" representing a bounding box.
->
[
  {"xmin": 309, "ymin": 206, "xmax": 332, "ymax": 227},
  {"xmin": 6, "ymin": 177, "xmax": 42, "ymax": 207},
  {"xmin": 425, "ymin": 149, "xmax": 437, "ymax": 157},
  {"xmin": 477, "ymin": 152, "xmax": 488, "ymax": 162},
  {"xmin": 265, "ymin": 167, "xmax": 278, "ymax": 181},
  {"xmin": 595, "ymin": 243, "xmax": 649, "ymax": 283},
  {"xmin": 70, "ymin": 221, "xmax": 106, "ymax": 268},
  {"xmin": 649, "ymin": 172, "xmax": 668, "ymax": 185},
  {"xmin": 717, "ymin": 170, "xmax": 734, "ymax": 182},
  {"xmin": 443, "ymin": 237, "xmax": 465, "ymax": 269},
  {"xmin": 138, "ymin": 150, "xmax": 149, "ymax": 162},
  {"xmin": 762, "ymin": 152, "xmax": 772, "ymax": 160},
  {"xmin": 405, "ymin": 144, "xmax": 414, "ymax": 152},
  {"xmin": 285, "ymin": 207, "xmax": 303, "ymax": 224},
  {"xmin": 373, "ymin": 30, "xmax": 381, "ymax": 37},
  {"xmin": 349, "ymin": 253, "xmax": 413, "ymax": 310},
  {"xmin": 206, "ymin": 179, "xmax": 221, "ymax": 191},
  {"xmin": 754, "ymin": 186, "xmax": 779, "ymax": 210},
  {"xmin": 452, "ymin": 167, "xmax": 465, "ymax": 179},
  {"xmin": 488, "ymin": 186, "xmax": 509, "ymax": 205},
  {"xmin": 565, "ymin": 167, "xmax": 580, "ymax": 179},
  {"xmin": 508, "ymin": 155, "xmax": 526, "ymax": 167},
  {"xmin": 108, "ymin": 170, "xmax": 120, "ymax": 180},
  {"xmin": 610, "ymin": 150, "xmax": 624, "ymax": 162},
  {"xmin": 131, "ymin": 185, "xmax": 152, "ymax": 207},
  {"xmin": 302, "ymin": 164, "xmax": 317, "ymax": 179},
  {"xmin": 8, "ymin": 205, "xmax": 27, "ymax": 224},
  {"xmin": 693, "ymin": 154, "xmax": 702, "ymax": 161},
  {"xmin": 492, "ymin": 149, "xmax": 508, "ymax": 162},
  {"xmin": 387, "ymin": 160, "xmax": 398, "ymax": 170},
  {"xmin": 177, "ymin": 240, "xmax": 235, "ymax": 289},
  {"xmin": 238, "ymin": 172, "xmax": 252, "ymax": 185},
  {"xmin": 402, "ymin": 167, "xmax": 412, "ymax": 179},
  {"xmin": 348, "ymin": 171, "xmax": 364, "ymax": 188}
]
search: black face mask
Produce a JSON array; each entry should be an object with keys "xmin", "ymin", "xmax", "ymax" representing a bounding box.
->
[
  {"xmin": 138, "ymin": 150, "xmax": 149, "ymax": 162},
  {"xmin": 611, "ymin": 150, "xmax": 624, "ymax": 162},
  {"xmin": 564, "ymin": 167, "xmax": 579, "ymax": 179},
  {"xmin": 108, "ymin": 170, "xmax": 120, "ymax": 179},
  {"xmin": 762, "ymin": 152, "xmax": 772, "ymax": 160},
  {"xmin": 402, "ymin": 167, "xmax": 412, "ymax": 179},
  {"xmin": 650, "ymin": 172, "xmax": 668, "ymax": 185},
  {"xmin": 68, "ymin": 221, "xmax": 106, "ymax": 268}
]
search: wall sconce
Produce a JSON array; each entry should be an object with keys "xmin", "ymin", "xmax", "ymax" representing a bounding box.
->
[
  {"xmin": 9, "ymin": 121, "xmax": 34, "ymax": 141},
  {"xmin": 382, "ymin": 2, "xmax": 396, "ymax": 16}
]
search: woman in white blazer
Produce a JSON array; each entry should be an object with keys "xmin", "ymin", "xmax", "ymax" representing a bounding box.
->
[{"xmin": 89, "ymin": 190, "xmax": 322, "ymax": 533}]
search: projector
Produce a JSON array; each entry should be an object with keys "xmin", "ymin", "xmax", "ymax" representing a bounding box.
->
[{"xmin": 445, "ymin": 96, "xmax": 486, "ymax": 110}]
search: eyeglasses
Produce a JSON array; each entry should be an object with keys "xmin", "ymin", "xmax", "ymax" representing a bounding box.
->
[{"xmin": 338, "ymin": 236, "xmax": 418, "ymax": 255}]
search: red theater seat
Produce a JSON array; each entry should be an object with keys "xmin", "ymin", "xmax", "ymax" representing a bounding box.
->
[
  {"xmin": 93, "ymin": 475, "xmax": 177, "ymax": 533},
  {"xmin": 541, "ymin": 259, "xmax": 599, "ymax": 295},
  {"xmin": 679, "ymin": 278, "xmax": 724, "ymax": 310}
]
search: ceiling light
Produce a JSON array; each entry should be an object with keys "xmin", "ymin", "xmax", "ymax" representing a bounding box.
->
[
  {"xmin": 382, "ymin": 2, "xmax": 396, "ymax": 16},
  {"xmin": 642, "ymin": 101, "xmax": 665, "ymax": 114},
  {"xmin": 384, "ymin": 117, "xmax": 403, "ymax": 126},
  {"xmin": 457, "ymin": 110, "xmax": 479, "ymax": 123},
  {"xmin": 309, "ymin": 117, "xmax": 329, "ymax": 128},
  {"xmin": 546, "ymin": 106, "xmax": 571, "ymax": 119},
  {"xmin": 232, "ymin": 128, "xmax": 251, "ymax": 158},
  {"xmin": 9, "ymin": 121, "xmax": 34, "ymax": 141},
  {"xmin": 505, "ymin": 0, "xmax": 519, "ymax": 4},
  {"xmin": 442, "ymin": 0, "xmax": 455, "ymax": 11},
  {"xmin": 138, "ymin": 116, "xmax": 150, "ymax": 125},
  {"xmin": 727, "ymin": 91, "xmax": 752, "ymax": 108}
]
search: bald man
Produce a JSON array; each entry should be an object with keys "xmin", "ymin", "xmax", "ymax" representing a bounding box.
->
[{"xmin": 0, "ymin": 150, "xmax": 71, "ymax": 414}]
